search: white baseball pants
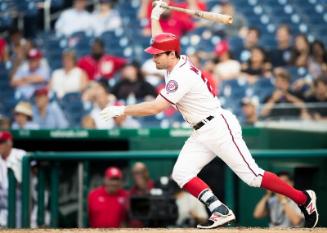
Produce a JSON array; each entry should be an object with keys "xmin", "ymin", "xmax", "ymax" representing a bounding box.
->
[{"xmin": 172, "ymin": 109, "xmax": 264, "ymax": 188}]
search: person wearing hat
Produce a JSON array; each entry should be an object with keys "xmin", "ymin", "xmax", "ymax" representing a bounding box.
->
[
  {"xmin": 241, "ymin": 97, "xmax": 259, "ymax": 126},
  {"xmin": 11, "ymin": 48, "xmax": 50, "ymax": 99},
  {"xmin": 0, "ymin": 131, "xmax": 27, "ymax": 227},
  {"xmin": 11, "ymin": 101, "xmax": 39, "ymax": 129},
  {"xmin": 32, "ymin": 87, "xmax": 68, "ymax": 129},
  {"xmin": 88, "ymin": 166, "xmax": 128, "ymax": 228},
  {"xmin": 91, "ymin": 0, "xmax": 122, "ymax": 36}
]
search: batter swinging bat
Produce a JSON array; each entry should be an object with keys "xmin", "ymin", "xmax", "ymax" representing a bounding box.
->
[{"xmin": 160, "ymin": 5, "xmax": 233, "ymax": 25}]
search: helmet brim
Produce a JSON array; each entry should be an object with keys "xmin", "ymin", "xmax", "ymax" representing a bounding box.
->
[{"xmin": 144, "ymin": 46, "xmax": 165, "ymax": 54}]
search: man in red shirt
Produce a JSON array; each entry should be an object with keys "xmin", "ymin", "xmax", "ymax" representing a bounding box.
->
[
  {"xmin": 78, "ymin": 38, "xmax": 126, "ymax": 81},
  {"xmin": 88, "ymin": 166, "xmax": 129, "ymax": 228}
]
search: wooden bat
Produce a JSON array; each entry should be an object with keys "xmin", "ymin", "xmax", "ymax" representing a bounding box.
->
[{"xmin": 160, "ymin": 5, "xmax": 233, "ymax": 25}]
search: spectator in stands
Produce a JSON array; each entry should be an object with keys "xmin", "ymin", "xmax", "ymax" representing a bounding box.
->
[
  {"xmin": 55, "ymin": 0, "xmax": 93, "ymax": 37},
  {"xmin": 235, "ymin": 27, "xmax": 261, "ymax": 62},
  {"xmin": 260, "ymin": 68, "xmax": 308, "ymax": 120},
  {"xmin": 0, "ymin": 37, "xmax": 8, "ymax": 63},
  {"xmin": 253, "ymin": 171, "xmax": 304, "ymax": 227},
  {"xmin": 81, "ymin": 115, "xmax": 96, "ymax": 129},
  {"xmin": 290, "ymin": 34, "xmax": 310, "ymax": 68},
  {"xmin": 88, "ymin": 82, "xmax": 116, "ymax": 129},
  {"xmin": 213, "ymin": 40, "xmax": 241, "ymax": 81},
  {"xmin": 240, "ymin": 97, "xmax": 259, "ymax": 126},
  {"xmin": 88, "ymin": 166, "xmax": 128, "ymax": 228},
  {"xmin": 111, "ymin": 63, "xmax": 157, "ymax": 103},
  {"xmin": 241, "ymin": 47, "xmax": 272, "ymax": 84},
  {"xmin": 12, "ymin": 101, "xmax": 39, "ymax": 129},
  {"xmin": 220, "ymin": 0, "xmax": 247, "ymax": 37},
  {"xmin": 0, "ymin": 131, "xmax": 27, "ymax": 227},
  {"xmin": 0, "ymin": 115, "xmax": 10, "ymax": 130},
  {"xmin": 32, "ymin": 87, "xmax": 68, "ymax": 129},
  {"xmin": 129, "ymin": 162, "xmax": 154, "ymax": 196},
  {"xmin": 305, "ymin": 76, "xmax": 327, "ymax": 120},
  {"xmin": 91, "ymin": 0, "xmax": 122, "ymax": 36},
  {"xmin": 50, "ymin": 50, "xmax": 88, "ymax": 99},
  {"xmin": 11, "ymin": 49, "xmax": 50, "ymax": 100},
  {"xmin": 308, "ymin": 40, "xmax": 327, "ymax": 79},
  {"xmin": 78, "ymin": 38, "xmax": 126, "ymax": 81},
  {"xmin": 112, "ymin": 101, "xmax": 140, "ymax": 129},
  {"xmin": 269, "ymin": 25, "xmax": 294, "ymax": 67}
]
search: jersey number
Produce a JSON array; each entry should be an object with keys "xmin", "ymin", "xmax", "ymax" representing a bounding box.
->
[{"xmin": 190, "ymin": 65, "xmax": 215, "ymax": 97}]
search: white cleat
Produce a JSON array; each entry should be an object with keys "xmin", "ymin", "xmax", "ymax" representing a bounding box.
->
[
  {"xmin": 197, "ymin": 209, "xmax": 236, "ymax": 229},
  {"xmin": 299, "ymin": 190, "xmax": 319, "ymax": 228}
]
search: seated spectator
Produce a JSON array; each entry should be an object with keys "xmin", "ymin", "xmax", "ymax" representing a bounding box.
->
[
  {"xmin": 111, "ymin": 63, "xmax": 157, "ymax": 102},
  {"xmin": 91, "ymin": 0, "xmax": 122, "ymax": 36},
  {"xmin": 240, "ymin": 97, "xmax": 259, "ymax": 126},
  {"xmin": 50, "ymin": 50, "xmax": 88, "ymax": 99},
  {"xmin": 32, "ymin": 88, "xmax": 68, "ymax": 129},
  {"xmin": 236, "ymin": 27, "xmax": 261, "ymax": 62},
  {"xmin": 129, "ymin": 162, "xmax": 154, "ymax": 196},
  {"xmin": 253, "ymin": 171, "xmax": 304, "ymax": 227},
  {"xmin": 89, "ymin": 82, "xmax": 116, "ymax": 129},
  {"xmin": 260, "ymin": 68, "xmax": 308, "ymax": 120},
  {"xmin": 11, "ymin": 49, "xmax": 50, "ymax": 100},
  {"xmin": 269, "ymin": 24, "xmax": 294, "ymax": 67},
  {"xmin": 12, "ymin": 101, "xmax": 39, "ymax": 129},
  {"xmin": 88, "ymin": 167, "xmax": 128, "ymax": 228},
  {"xmin": 55, "ymin": 0, "xmax": 92, "ymax": 37},
  {"xmin": 0, "ymin": 115, "xmax": 10, "ymax": 130},
  {"xmin": 0, "ymin": 131, "xmax": 27, "ymax": 228},
  {"xmin": 78, "ymin": 38, "xmax": 126, "ymax": 81},
  {"xmin": 290, "ymin": 34, "xmax": 310, "ymax": 68},
  {"xmin": 308, "ymin": 40, "xmax": 327, "ymax": 79},
  {"xmin": 305, "ymin": 76, "xmax": 327, "ymax": 120},
  {"xmin": 241, "ymin": 47, "xmax": 272, "ymax": 84},
  {"xmin": 213, "ymin": 40, "xmax": 241, "ymax": 81}
]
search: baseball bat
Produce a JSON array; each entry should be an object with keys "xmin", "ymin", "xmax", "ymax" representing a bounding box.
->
[{"xmin": 161, "ymin": 5, "xmax": 233, "ymax": 25}]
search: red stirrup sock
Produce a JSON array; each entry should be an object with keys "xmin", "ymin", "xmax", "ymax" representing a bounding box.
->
[
  {"xmin": 261, "ymin": 171, "xmax": 307, "ymax": 205},
  {"xmin": 183, "ymin": 177, "xmax": 209, "ymax": 198}
]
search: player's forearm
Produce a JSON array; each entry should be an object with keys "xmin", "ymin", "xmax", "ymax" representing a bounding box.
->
[
  {"xmin": 124, "ymin": 101, "xmax": 161, "ymax": 116},
  {"xmin": 151, "ymin": 19, "xmax": 163, "ymax": 37}
]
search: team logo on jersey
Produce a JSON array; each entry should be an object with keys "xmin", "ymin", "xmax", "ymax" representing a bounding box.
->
[{"xmin": 166, "ymin": 80, "xmax": 178, "ymax": 93}]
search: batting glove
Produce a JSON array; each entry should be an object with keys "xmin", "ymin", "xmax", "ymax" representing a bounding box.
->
[
  {"xmin": 100, "ymin": 106, "xmax": 126, "ymax": 121},
  {"xmin": 151, "ymin": 0, "xmax": 167, "ymax": 21}
]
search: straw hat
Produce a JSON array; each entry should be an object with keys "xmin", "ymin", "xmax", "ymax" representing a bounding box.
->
[{"xmin": 14, "ymin": 101, "xmax": 33, "ymax": 118}]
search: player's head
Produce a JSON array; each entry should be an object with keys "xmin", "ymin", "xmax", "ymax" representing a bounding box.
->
[
  {"xmin": 0, "ymin": 131, "xmax": 13, "ymax": 158},
  {"xmin": 145, "ymin": 33, "xmax": 180, "ymax": 70}
]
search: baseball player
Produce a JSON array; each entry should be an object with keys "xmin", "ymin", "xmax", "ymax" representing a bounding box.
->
[{"xmin": 101, "ymin": 0, "xmax": 318, "ymax": 228}]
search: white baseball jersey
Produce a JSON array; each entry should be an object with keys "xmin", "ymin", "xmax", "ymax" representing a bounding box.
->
[{"xmin": 159, "ymin": 55, "xmax": 221, "ymax": 125}]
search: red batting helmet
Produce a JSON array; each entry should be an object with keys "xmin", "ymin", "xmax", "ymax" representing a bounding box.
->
[{"xmin": 145, "ymin": 33, "xmax": 180, "ymax": 55}]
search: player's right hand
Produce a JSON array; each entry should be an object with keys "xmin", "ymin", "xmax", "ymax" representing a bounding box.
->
[
  {"xmin": 151, "ymin": 0, "xmax": 167, "ymax": 21},
  {"xmin": 100, "ymin": 106, "xmax": 126, "ymax": 121}
]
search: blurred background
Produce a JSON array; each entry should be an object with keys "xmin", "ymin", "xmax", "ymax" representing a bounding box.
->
[{"xmin": 0, "ymin": 0, "xmax": 326, "ymax": 229}]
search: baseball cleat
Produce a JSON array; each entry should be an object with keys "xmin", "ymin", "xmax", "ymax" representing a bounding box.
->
[
  {"xmin": 298, "ymin": 190, "xmax": 319, "ymax": 228},
  {"xmin": 197, "ymin": 208, "xmax": 235, "ymax": 229}
]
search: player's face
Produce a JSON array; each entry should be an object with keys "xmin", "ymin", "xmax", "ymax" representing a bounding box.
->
[{"xmin": 152, "ymin": 52, "xmax": 169, "ymax": 70}]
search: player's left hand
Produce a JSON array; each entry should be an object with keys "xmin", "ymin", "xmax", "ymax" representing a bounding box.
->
[{"xmin": 100, "ymin": 106, "xmax": 126, "ymax": 121}]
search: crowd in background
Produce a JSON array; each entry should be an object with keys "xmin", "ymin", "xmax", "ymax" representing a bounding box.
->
[{"xmin": 0, "ymin": 0, "xmax": 326, "ymax": 130}]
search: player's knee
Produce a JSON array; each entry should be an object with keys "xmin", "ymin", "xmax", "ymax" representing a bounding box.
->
[
  {"xmin": 243, "ymin": 175, "xmax": 263, "ymax": 187},
  {"xmin": 171, "ymin": 168, "xmax": 184, "ymax": 187}
]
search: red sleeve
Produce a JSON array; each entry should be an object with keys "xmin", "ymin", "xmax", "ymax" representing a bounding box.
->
[{"xmin": 77, "ymin": 56, "xmax": 96, "ymax": 81}]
